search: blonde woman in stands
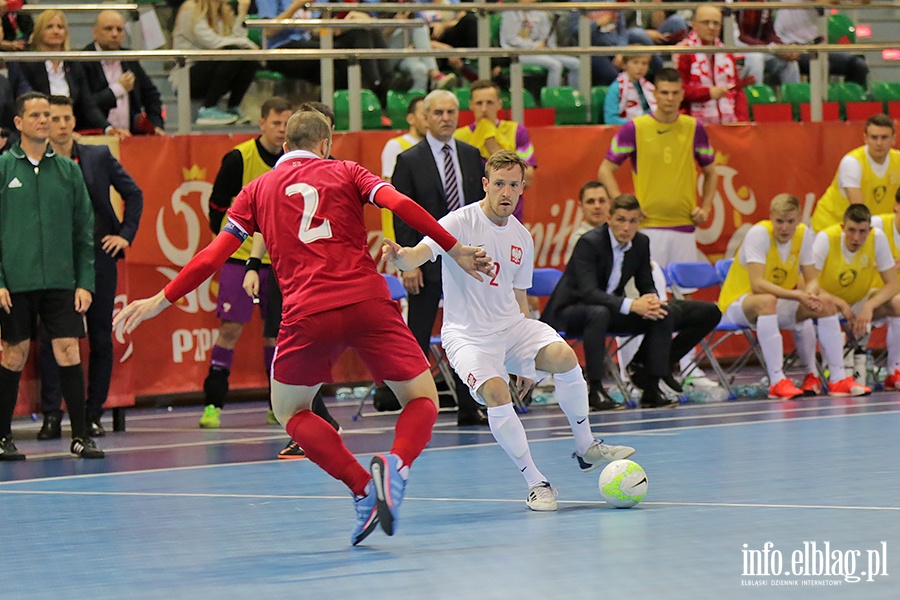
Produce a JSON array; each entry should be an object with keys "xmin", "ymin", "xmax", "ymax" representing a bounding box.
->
[
  {"xmin": 7, "ymin": 9, "xmax": 124, "ymax": 135},
  {"xmin": 172, "ymin": 0, "xmax": 259, "ymax": 126}
]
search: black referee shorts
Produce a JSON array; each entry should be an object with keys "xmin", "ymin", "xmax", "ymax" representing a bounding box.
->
[{"xmin": 0, "ymin": 289, "xmax": 86, "ymax": 344}]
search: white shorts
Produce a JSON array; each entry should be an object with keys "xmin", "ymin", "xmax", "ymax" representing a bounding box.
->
[
  {"xmin": 442, "ymin": 319, "xmax": 564, "ymax": 404},
  {"xmin": 643, "ymin": 228, "xmax": 700, "ymax": 293},
  {"xmin": 724, "ymin": 294, "xmax": 800, "ymax": 329}
]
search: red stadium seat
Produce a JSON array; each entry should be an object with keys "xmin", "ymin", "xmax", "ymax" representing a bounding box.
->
[
  {"xmin": 799, "ymin": 102, "xmax": 842, "ymax": 122},
  {"xmin": 888, "ymin": 101, "xmax": 900, "ymax": 119},
  {"xmin": 752, "ymin": 103, "xmax": 794, "ymax": 123},
  {"xmin": 844, "ymin": 101, "xmax": 884, "ymax": 121}
]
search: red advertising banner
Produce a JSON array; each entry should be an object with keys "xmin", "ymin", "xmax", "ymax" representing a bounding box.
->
[{"xmin": 10, "ymin": 121, "xmax": 894, "ymax": 415}]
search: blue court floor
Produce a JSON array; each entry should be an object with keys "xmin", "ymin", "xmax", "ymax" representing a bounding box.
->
[{"xmin": 1, "ymin": 392, "xmax": 898, "ymax": 599}]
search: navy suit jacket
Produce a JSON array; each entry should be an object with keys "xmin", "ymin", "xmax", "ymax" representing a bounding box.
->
[
  {"xmin": 542, "ymin": 224, "xmax": 656, "ymax": 329},
  {"xmin": 73, "ymin": 142, "xmax": 143, "ymax": 256},
  {"xmin": 80, "ymin": 43, "xmax": 165, "ymax": 133},
  {"xmin": 391, "ymin": 137, "xmax": 484, "ymax": 281},
  {"xmin": 8, "ymin": 60, "xmax": 110, "ymax": 131}
]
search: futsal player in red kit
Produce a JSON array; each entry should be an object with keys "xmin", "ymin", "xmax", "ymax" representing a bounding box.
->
[{"xmin": 115, "ymin": 110, "xmax": 493, "ymax": 545}]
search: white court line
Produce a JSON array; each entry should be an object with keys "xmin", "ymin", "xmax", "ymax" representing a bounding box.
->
[
  {"xmin": 4, "ymin": 404, "xmax": 899, "ymax": 486},
  {"xmin": 0, "ymin": 488, "xmax": 897, "ymax": 513}
]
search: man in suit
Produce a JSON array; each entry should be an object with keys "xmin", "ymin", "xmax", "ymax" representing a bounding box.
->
[
  {"xmin": 37, "ymin": 95, "xmax": 143, "ymax": 439},
  {"xmin": 542, "ymin": 195, "xmax": 721, "ymax": 408},
  {"xmin": 81, "ymin": 10, "xmax": 165, "ymax": 135},
  {"xmin": 392, "ymin": 89, "xmax": 487, "ymax": 426}
]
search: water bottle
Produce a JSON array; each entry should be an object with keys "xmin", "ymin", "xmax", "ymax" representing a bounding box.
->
[
  {"xmin": 353, "ymin": 386, "xmax": 371, "ymax": 399},
  {"xmin": 335, "ymin": 387, "xmax": 354, "ymax": 400},
  {"xmin": 853, "ymin": 351, "xmax": 867, "ymax": 386},
  {"xmin": 866, "ymin": 352, "xmax": 881, "ymax": 391},
  {"xmin": 686, "ymin": 385, "xmax": 728, "ymax": 403}
]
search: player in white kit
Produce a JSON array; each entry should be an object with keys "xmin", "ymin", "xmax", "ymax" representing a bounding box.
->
[{"xmin": 382, "ymin": 150, "xmax": 636, "ymax": 511}]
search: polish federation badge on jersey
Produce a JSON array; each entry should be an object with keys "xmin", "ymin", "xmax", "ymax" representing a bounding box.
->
[
  {"xmin": 510, "ymin": 245, "xmax": 523, "ymax": 265},
  {"xmin": 467, "ymin": 373, "xmax": 477, "ymax": 390}
]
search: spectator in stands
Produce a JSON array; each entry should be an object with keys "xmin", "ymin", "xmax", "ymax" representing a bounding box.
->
[
  {"xmin": 82, "ymin": 10, "xmax": 166, "ymax": 135},
  {"xmin": 38, "ymin": 95, "xmax": 143, "ymax": 439},
  {"xmin": 676, "ymin": 5, "xmax": 749, "ymax": 124},
  {"xmin": 500, "ymin": 0, "xmax": 579, "ymax": 89},
  {"xmin": 603, "ymin": 50, "xmax": 656, "ymax": 125},
  {"xmin": 811, "ymin": 114, "xmax": 900, "ymax": 232},
  {"xmin": 172, "ymin": 0, "xmax": 259, "ymax": 126},
  {"xmin": 382, "ymin": 7, "xmax": 455, "ymax": 92},
  {"xmin": 732, "ymin": 1, "xmax": 800, "ymax": 87},
  {"xmin": 453, "ymin": 80, "xmax": 537, "ymax": 220},
  {"xmin": 775, "ymin": 0, "xmax": 869, "ymax": 89},
  {"xmin": 422, "ymin": 1, "xmax": 479, "ymax": 81},
  {"xmin": 256, "ymin": 0, "xmax": 395, "ymax": 99},
  {"xmin": 7, "ymin": 10, "xmax": 125, "ymax": 135},
  {"xmin": 0, "ymin": 0, "xmax": 31, "ymax": 52}
]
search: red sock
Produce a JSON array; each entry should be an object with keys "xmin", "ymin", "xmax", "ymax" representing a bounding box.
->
[
  {"xmin": 285, "ymin": 410, "xmax": 370, "ymax": 497},
  {"xmin": 390, "ymin": 397, "xmax": 438, "ymax": 468}
]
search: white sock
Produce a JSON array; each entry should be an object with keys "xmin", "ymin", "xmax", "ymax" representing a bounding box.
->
[
  {"xmin": 757, "ymin": 315, "xmax": 785, "ymax": 383},
  {"xmin": 792, "ymin": 320, "xmax": 818, "ymax": 375},
  {"xmin": 816, "ymin": 314, "xmax": 846, "ymax": 382},
  {"xmin": 552, "ymin": 366, "xmax": 595, "ymax": 455},
  {"xmin": 487, "ymin": 403, "xmax": 546, "ymax": 488},
  {"xmin": 886, "ymin": 318, "xmax": 900, "ymax": 372}
]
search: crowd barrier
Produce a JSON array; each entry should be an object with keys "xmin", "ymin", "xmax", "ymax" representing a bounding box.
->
[{"xmin": 9, "ymin": 119, "xmax": 895, "ymax": 415}]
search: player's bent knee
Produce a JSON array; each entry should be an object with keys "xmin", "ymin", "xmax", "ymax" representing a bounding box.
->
[
  {"xmin": 477, "ymin": 377, "xmax": 513, "ymax": 407},
  {"xmin": 535, "ymin": 341, "xmax": 578, "ymax": 373},
  {"xmin": 0, "ymin": 342, "xmax": 29, "ymax": 371},
  {"xmin": 386, "ymin": 369, "xmax": 438, "ymax": 407},
  {"xmin": 270, "ymin": 380, "xmax": 316, "ymax": 425}
]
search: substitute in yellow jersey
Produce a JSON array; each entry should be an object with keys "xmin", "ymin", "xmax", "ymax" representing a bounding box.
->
[
  {"xmin": 809, "ymin": 204, "xmax": 900, "ymax": 393},
  {"xmin": 870, "ymin": 188, "xmax": 900, "ymax": 389},
  {"xmin": 811, "ymin": 114, "xmax": 900, "ymax": 232},
  {"xmin": 199, "ymin": 98, "xmax": 294, "ymax": 429},
  {"xmin": 380, "ymin": 96, "xmax": 428, "ymax": 242},
  {"xmin": 718, "ymin": 195, "xmax": 857, "ymax": 398}
]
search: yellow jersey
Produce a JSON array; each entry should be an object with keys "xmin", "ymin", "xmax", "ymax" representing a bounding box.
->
[
  {"xmin": 817, "ymin": 223, "xmax": 880, "ymax": 305},
  {"xmin": 718, "ymin": 221, "xmax": 806, "ymax": 311},
  {"xmin": 223, "ymin": 139, "xmax": 273, "ymax": 263},
  {"xmin": 811, "ymin": 146, "xmax": 900, "ymax": 232}
]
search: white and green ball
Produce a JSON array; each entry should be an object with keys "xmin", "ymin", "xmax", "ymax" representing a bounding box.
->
[{"xmin": 598, "ymin": 459, "xmax": 648, "ymax": 508}]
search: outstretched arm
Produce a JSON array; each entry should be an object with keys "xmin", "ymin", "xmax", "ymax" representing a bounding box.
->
[{"xmin": 114, "ymin": 228, "xmax": 243, "ymax": 333}]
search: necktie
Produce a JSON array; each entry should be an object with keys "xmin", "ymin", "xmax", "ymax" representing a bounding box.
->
[{"xmin": 442, "ymin": 144, "xmax": 461, "ymax": 212}]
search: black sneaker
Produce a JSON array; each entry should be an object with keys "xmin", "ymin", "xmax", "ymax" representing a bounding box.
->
[
  {"xmin": 0, "ymin": 436, "xmax": 26, "ymax": 461},
  {"xmin": 71, "ymin": 437, "xmax": 105, "ymax": 459},
  {"xmin": 37, "ymin": 414, "xmax": 62, "ymax": 440},
  {"xmin": 89, "ymin": 420, "xmax": 106, "ymax": 437},
  {"xmin": 277, "ymin": 440, "xmax": 306, "ymax": 460}
]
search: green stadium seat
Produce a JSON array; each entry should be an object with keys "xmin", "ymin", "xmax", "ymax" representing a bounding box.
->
[
  {"xmin": 246, "ymin": 15, "xmax": 263, "ymax": 48},
  {"xmin": 590, "ymin": 86, "xmax": 607, "ymax": 124},
  {"xmin": 453, "ymin": 88, "xmax": 471, "ymax": 110},
  {"xmin": 333, "ymin": 89, "xmax": 384, "ymax": 130},
  {"xmin": 781, "ymin": 83, "xmax": 810, "ymax": 120},
  {"xmin": 871, "ymin": 82, "xmax": 900, "ymax": 112},
  {"xmin": 499, "ymin": 89, "xmax": 538, "ymax": 110},
  {"xmin": 828, "ymin": 82, "xmax": 869, "ymax": 120},
  {"xmin": 744, "ymin": 84, "xmax": 778, "ymax": 120},
  {"xmin": 386, "ymin": 90, "xmax": 425, "ymax": 129},
  {"xmin": 827, "ymin": 12, "xmax": 856, "ymax": 45},
  {"xmin": 540, "ymin": 86, "xmax": 589, "ymax": 125}
]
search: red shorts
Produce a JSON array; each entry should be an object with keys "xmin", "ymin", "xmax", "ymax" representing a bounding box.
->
[{"xmin": 272, "ymin": 298, "xmax": 430, "ymax": 386}]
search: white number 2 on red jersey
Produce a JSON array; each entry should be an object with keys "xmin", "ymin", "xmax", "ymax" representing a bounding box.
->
[{"xmin": 287, "ymin": 183, "xmax": 333, "ymax": 243}]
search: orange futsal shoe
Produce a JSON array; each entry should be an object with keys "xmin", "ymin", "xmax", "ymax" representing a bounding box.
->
[
  {"xmin": 768, "ymin": 378, "xmax": 803, "ymax": 400},
  {"xmin": 883, "ymin": 370, "xmax": 900, "ymax": 391},
  {"xmin": 827, "ymin": 377, "xmax": 870, "ymax": 397},
  {"xmin": 800, "ymin": 373, "xmax": 822, "ymax": 396}
]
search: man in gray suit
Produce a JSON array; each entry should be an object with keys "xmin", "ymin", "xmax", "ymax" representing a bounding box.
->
[{"xmin": 392, "ymin": 89, "xmax": 486, "ymax": 426}]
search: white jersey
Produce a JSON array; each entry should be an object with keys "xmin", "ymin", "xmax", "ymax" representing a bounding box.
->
[
  {"xmin": 739, "ymin": 223, "xmax": 815, "ymax": 268},
  {"xmin": 423, "ymin": 202, "xmax": 533, "ymax": 337}
]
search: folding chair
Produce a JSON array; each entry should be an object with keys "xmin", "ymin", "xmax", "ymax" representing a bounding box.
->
[
  {"xmin": 527, "ymin": 268, "xmax": 638, "ymax": 404},
  {"xmin": 666, "ymin": 261, "xmax": 768, "ymax": 399},
  {"xmin": 353, "ymin": 274, "xmax": 457, "ymax": 420}
]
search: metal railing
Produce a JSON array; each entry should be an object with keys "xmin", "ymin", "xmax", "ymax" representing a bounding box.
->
[{"xmin": 3, "ymin": 2, "xmax": 895, "ymax": 132}]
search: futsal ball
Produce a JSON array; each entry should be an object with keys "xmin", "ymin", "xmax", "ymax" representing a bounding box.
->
[{"xmin": 598, "ymin": 459, "xmax": 648, "ymax": 508}]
